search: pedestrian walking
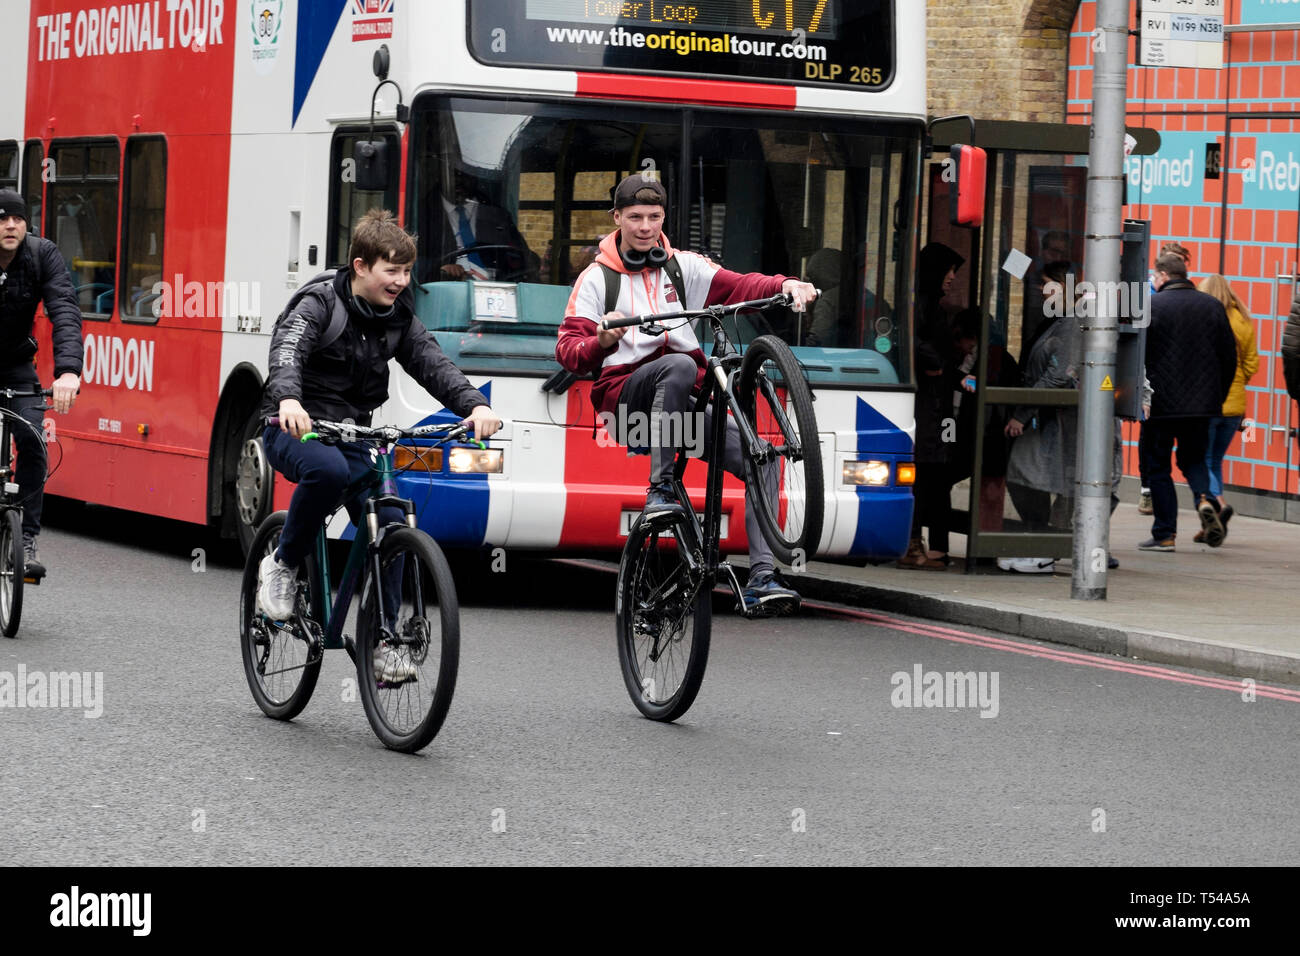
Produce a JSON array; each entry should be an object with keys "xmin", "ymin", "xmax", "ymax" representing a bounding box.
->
[
  {"xmin": 1138, "ymin": 252, "xmax": 1237, "ymax": 552},
  {"xmin": 1138, "ymin": 241, "xmax": 1194, "ymax": 516},
  {"xmin": 1194, "ymin": 274, "xmax": 1258, "ymax": 543}
]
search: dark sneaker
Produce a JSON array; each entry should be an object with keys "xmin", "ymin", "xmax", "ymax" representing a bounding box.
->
[
  {"xmin": 1219, "ymin": 504, "xmax": 1234, "ymax": 543},
  {"xmin": 1107, "ymin": 554, "xmax": 1120, "ymax": 570},
  {"xmin": 643, "ymin": 482, "xmax": 685, "ymax": 518},
  {"xmin": 741, "ymin": 570, "xmax": 801, "ymax": 617},
  {"xmin": 1138, "ymin": 536, "xmax": 1176, "ymax": 552},
  {"xmin": 22, "ymin": 536, "xmax": 44, "ymax": 579},
  {"xmin": 1197, "ymin": 496, "xmax": 1225, "ymax": 548}
]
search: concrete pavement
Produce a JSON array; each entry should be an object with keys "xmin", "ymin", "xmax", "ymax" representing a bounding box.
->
[{"xmin": 789, "ymin": 500, "xmax": 1300, "ymax": 687}]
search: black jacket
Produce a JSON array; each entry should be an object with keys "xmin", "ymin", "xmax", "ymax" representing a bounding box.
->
[
  {"xmin": 1146, "ymin": 279, "xmax": 1236, "ymax": 419},
  {"xmin": 260, "ymin": 270, "xmax": 489, "ymax": 424},
  {"xmin": 0, "ymin": 235, "xmax": 84, "ymax": 378},
  {"xmin": 1283, "ymin": 290, "xmax": 1300, "ymax": 402}
]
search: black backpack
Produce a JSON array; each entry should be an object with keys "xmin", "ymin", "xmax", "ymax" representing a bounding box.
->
[
  {"xmin": 599, "ymin": 257, "xmax": 687, "ymax": 318},
  {"xmin": 272, "ymin": 270, "xmax": 350, "ymax": 352}
]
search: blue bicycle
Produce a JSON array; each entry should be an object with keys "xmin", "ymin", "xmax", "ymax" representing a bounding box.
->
[{"xmin": 239, "ymin": 418, "xmax": 473, "ymax": 753}]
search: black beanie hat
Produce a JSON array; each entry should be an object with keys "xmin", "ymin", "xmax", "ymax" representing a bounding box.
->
[{"xmin": 0, "ymin": 188, "xmax": 28, "ymax": 224}]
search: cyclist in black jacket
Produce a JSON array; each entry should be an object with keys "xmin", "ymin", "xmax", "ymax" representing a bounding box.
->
[
  {"xmin": 258, "ymin": 210, "xmax": 499, "ymax": 652},
  {"xmin": 0, "ymin": 188, "xmax": 83, "ymax": 578}
]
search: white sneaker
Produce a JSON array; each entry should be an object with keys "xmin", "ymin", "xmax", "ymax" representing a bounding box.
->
[
  {"xmin": 373, "ymin": 644, "xmax": 418, "ymax": 684},
  {"xmin": 996, "ymin": 556, "xmax": 1056, "ymax": 574},
  {"xmin": 257, "ymin": 552, "xmax": 297, "ymax": 620}
]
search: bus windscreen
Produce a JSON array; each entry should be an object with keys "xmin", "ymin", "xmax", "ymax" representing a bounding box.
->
[{"xmin": 468, "ymin": 0, "xmax": 893, "ymax": 90}]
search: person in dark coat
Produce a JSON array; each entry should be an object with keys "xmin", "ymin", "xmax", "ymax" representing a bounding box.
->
[
  {"xmin": 1283, "ymin": 286, "xmax": 1300, "ymax": 406},
  {"xmin": 0, "ymin": 187, "xmax": 83, "ymax": 578},
  {"xmin": 1138, "ymin": 251, "xmax": 1237, "ymax": 552},
  {"xmin": 899, "ymin": 242, "xmax": 964, "ymax": 569}
]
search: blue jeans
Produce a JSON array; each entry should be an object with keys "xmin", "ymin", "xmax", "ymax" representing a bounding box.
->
[
  {"xmin": 1205, "ymin": 415, "xmax": 1241, "ymax": 500},
  {"xmin": 263, "ymin": 426, "xmax": 405, "ymax": 623}
]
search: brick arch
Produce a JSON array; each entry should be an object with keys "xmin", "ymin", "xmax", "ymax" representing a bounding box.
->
[{"xmin": 1023, "ymin": 0, "xmax": 1083, "ymax": 31}]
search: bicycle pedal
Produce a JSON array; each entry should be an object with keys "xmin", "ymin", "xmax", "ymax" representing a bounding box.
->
[{"xmin": 22, "ymin": 575, "xmax": 41, "ymax": 586}]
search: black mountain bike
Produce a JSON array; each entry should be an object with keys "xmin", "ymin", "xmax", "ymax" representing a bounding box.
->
[
  {"xmin": 604, "ymin": 293, "xmax": 823, "ymax": 721},
  {"xmin": 239, "ymin": 418, "xmax": 471, "ymax": 753},
  {"xmin": 0, "ymin": 386, "xmax": 53, "ymax": 639}
]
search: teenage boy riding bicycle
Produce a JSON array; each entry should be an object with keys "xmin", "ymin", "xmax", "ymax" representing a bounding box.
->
[
  {"xmin": 556, "ymin": 175, "xmax": 817, "ymax": 616},
  {"xmin": 258, "ymin": 210, "xmax": 500, "ymax": 677}
]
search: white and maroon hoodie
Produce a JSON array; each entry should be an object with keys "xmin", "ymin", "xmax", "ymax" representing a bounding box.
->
[{"xmin": 556, "ymin": 231, "xmax": 788, "ymax": 417}]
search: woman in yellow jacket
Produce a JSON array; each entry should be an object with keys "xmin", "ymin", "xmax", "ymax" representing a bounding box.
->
[{"xmin": 1197, "ymin": 274, "xmax": 1259, "ymax": 541}]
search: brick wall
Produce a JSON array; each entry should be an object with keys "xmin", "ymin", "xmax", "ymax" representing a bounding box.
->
[{"xmin": 928, "ymin": 0, "xmax": 1081, "ymax": 122}]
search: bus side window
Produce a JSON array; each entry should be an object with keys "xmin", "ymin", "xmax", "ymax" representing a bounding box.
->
[{"xmin": 121, "ymin": 137, "xmax": 166, "ymax": 323}]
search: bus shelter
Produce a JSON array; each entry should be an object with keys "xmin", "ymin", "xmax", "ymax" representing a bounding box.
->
[{"xmin": 925, "ymin": 119, "xmax": 1160, "ymax": 572}]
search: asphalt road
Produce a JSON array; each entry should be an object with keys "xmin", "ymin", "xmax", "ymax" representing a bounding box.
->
[{"xmin": 2, "ymin": 502, "xmax": 1298, "ymax": 866}]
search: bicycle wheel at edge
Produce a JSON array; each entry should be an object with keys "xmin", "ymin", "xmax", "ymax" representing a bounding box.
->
[
  {"xmin": 0, "ymin": 508, "xmax": 24, "ymax": 638},
  {"xmin": 239, "ymin": 511, "xmax": 323, "ymax": 720},
  {"xmin": 737, "ymin": 334, "xmax": 825, "ymax": 565},
  {"xmin": 355, "ymin": 527, "xmax": 460, "ymax": 753},
  {"xmin": 616, "ymin": 518, "xmax": 711, "ymax": 722}
]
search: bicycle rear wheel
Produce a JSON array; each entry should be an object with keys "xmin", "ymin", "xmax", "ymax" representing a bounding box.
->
[
  {"xmin": 737, "ymin": 334, "xmax": 824, "ymax": 564},
  {"xmin": 616, "ymin": 518, "xmax": 711, "ymax": 722},
  {"xmin": 356, "ymin": 527, "xmax": 460, "ymax": 753},
  {"xmin": 239, "ymin": 512, "xmax": 323, "ymax": 720},
  {"xmin": 0, "ymin": 508, "xmax": 23, "ymax": 638}
]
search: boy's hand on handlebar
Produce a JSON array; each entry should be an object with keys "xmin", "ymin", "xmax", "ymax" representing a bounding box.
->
[
  {"xmin": 278, "ymin": 399, "xmax": 313, "ymax": 439},
  {"xmin": 51, "ymin": 372, "xmax": 80, "ymax": 414},
  {"xmin": 597, "ymin": 313, "xmax": 629, "ymax": 348},
  {"xmin": 463, "ymin": 405, "xmax": 501, "ymax": 440},
  {"xmin": 782, "ymin": 279, "xmax": 819, "ymax": 313}
]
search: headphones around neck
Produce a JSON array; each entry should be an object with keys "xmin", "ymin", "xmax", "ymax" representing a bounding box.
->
[
  {"xmin": 351, "ymin": 291, "xmax": 395, "ymax": 321},
  {"xmin": 620, "ymin": 243, "xmax": 668, "ymax": 272}
]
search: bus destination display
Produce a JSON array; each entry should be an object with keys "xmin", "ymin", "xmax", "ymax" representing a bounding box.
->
[
  {"xmin": 468, "ymin": 0, "xmax": 893, "ymax": 90},
  {"xmin": 524, "ymin": 0, "xmax": 840, "ymax": 38}
]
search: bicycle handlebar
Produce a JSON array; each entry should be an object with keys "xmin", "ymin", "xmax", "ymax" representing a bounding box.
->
[
  {"xmin": 0, "ymin": 387, "xmax": 54, "ymax": 399},
  {"xmin": 265, "ymin": 416, "xmax": 478, "ymax": 445},
  {"xmin": 597, "ymin": 290, "xmax": 819, "ymax": 331}
]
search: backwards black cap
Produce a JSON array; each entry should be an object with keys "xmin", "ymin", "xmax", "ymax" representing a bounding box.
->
[{"xmin": 611, "ymin": 174, "xmax": 668, "ymax": 212}]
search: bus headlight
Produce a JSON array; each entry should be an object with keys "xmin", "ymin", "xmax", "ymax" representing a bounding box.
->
[
  {"xmin": 449, "ymin": 447, "xmax": 504, "ymax": 474},
  {"xmin": 842, "ymin": 460, "xmax": 891, "ymax": 486},
  {"xmin": 393, "ymin": 446, "xmax": 443, "ymax": 471}
]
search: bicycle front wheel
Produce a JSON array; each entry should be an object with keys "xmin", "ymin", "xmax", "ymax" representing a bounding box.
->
[
  {"xmin": 616, "ymin": 518, "xmax": 711, "ymax": 722},
  {"xmin": 356, "ymin": 527, "xmax": 460, "ymax": 753},
  {"xmin": 0, "ymin": 508, "xmax": 23, "ymax": 638},
  {"xmin": 239, "ymin": 512, "xmax": 323, "ymax": 720},
  {"xmin": 737, "ymin": 334, "xmax": 824, "ymax": 564}
]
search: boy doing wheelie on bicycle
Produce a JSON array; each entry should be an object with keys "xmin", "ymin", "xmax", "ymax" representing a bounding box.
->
[
  {"xmin": 258, "ymin": 210, "xmax": 500, "ymax": 678},
  {"xmin": 556, "ymin": 175, "xmax": 817, "ymax": 616}
]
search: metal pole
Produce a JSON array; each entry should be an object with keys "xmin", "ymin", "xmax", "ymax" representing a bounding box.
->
[{"xmin": 1072, "ymin": 0, "xmax": 1126, "ymax": 600}]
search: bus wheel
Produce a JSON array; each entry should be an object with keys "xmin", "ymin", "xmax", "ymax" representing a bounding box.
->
[{"xmin": 235, "ymin": 415, "xmax": 273, "ymax": 555}]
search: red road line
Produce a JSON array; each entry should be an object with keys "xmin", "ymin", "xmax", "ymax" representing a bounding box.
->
[
  {"xmin": 557, "ymin": 558, "xmax": 1300, "ymax": 702},
  {"xmin": 806, "ymin": 601, "xmax": 1300, "ymax": 703}
]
